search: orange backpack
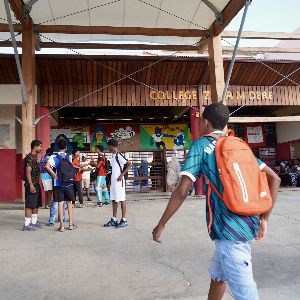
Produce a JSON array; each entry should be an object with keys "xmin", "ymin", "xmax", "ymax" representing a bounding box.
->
[{"xmin": 205, "ymin": 131, "xmax": 272, "ymax": 234}]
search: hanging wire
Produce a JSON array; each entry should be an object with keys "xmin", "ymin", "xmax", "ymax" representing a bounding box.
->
[
  {"xmin": 36, "ymin": 33, "xmax": 206, "ymax": 121},
  {"xmin": 229, "ymin": 66, "xmax": 300, "ymax": 116}
]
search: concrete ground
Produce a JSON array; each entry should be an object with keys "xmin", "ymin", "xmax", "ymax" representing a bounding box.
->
[{"xmin": 0, "ymin": 189, "xmax": 299, "ymax": 300}]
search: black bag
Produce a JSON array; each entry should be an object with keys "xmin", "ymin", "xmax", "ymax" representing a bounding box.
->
[
  {"xmin": 90, "ymin": 168, "xmax": 97, "ymax": 182},
  {"xmin": 106, "ymin": 159, "xmax": 112, "ymax": 174},
  {"xmin": 57, "ymin": 154, "xmax": 77, "ymax": 184},
  {"xmin": 116, "ymin": 153, "xmax": 129, "ymax": 180}
]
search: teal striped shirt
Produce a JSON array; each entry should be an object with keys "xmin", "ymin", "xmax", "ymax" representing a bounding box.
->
[{"xmin": 180, "ymin": 131, "xmax": 266, "ymax": 241}]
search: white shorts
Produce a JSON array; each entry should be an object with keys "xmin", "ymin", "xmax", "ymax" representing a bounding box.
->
[
  {"xmin": 110, "ymin": 179, "xmax": 126, "ymax": 202},
  {"xmin": 42, "ymin": 179, "xmax": 53, "ymax": 191},
  {"xmin": 82, "ymin": 179, "xmax": 90, "ymax": 189}
]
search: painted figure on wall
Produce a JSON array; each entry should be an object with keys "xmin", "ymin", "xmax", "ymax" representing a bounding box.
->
[
  {"xmin": 91, "ymin": 126, "xmax": 108, "ymax": 150},
  {"xmin": 140, "ymin": 124, "xmax": 192, "ymax": 150},
  {"xmin": 72, "ymin": 132, "xmax": 86, "ymax": 149},
  {"xmin": 173, "ymin": 128, "xmax": 185, "ymax": 150},
  {"xmin": 150, "ymin": 127, "xmax": 174, "ymax": 149}
]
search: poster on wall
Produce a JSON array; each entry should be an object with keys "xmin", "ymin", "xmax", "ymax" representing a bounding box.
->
[
  {"xmin": 51, "ymin": 126, "xmax": 90, "ymax": 151},
  {"xmin": 140, "ymin": 124, "xmax": 192, "ymax": 150},
  {"xmin": 90, "ymin": 125, "xmax": 140, "ymax": 151},
  {"xmin": 245, "ymin": 125, "xmax": 265, "ymax": 148}
]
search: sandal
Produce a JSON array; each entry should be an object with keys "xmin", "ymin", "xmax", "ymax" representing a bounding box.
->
[
  {"xmin": 68, "ymin": 224, "xmax": 78, "ymax": 230},
  {"xmin": 58, "ymin": 226, "xmax": 65, "ymax": 232}
]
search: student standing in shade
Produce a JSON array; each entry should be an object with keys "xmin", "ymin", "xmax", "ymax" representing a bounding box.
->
[
  {"xmin": 39, "ymin": 148, "xmax": 53, "ymax": 209},
  {"xmin": 72, "ymin": 149, "xmax": 84, "ymax": 208},
  {"xmin": 23, "ymin": 140, "xmax": 43, "ymax": 231},
  {"xmin": 104, "ymin": 139, "xmax": 132, "ymax": 228},
  {"xmin": 46, "ymin": 139, "xmax": 77, "ymax": 232},
  {"xmin": 91, "ymin": 145, "xmax": 110, "ymax": 207},
  {"xmin": 152, "ymin": 103, "xmax": 281, "ymax": 300}
]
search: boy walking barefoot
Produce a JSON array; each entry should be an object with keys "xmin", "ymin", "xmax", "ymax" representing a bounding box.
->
[
  {"xmin": 23, "ymin": 140, "xmax": 43, "ymax": 231},
  {"xmin": 104, "ymin": 139, "xmax": 132, "ymax": 228},
  {"xmin": 152, "ymin": 103, "xmax": 281, "ymax": 300}
]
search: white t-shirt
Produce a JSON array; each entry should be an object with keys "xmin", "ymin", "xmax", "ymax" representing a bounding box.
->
[
  {"xmin": 81, "ymin": 161, "xmax": 92, "ymax": 180},
  {"xmin": 111, "ymin": 152, "xmax": 127, "ymax": 181}
]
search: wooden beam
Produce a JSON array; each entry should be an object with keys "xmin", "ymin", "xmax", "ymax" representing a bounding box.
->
[
  {"xmin": 0, "ymin": 22, "xmax": 21, "ymax": 32},
  {"xmin": 1, "ymin": 41, "xmax": 300, "ymax": 54},
  {"xmin": 222, "ymin": 47, "xmax": 300, "ymax": 54},
  {"xmin": 222, "ymin": 31, "xmax": 300, "ymax": 40},
  {"xmin": 198, "ymin": 38, "xmax": 209, "ymax": 54},
  {"xmin": 34, "ymin": 24, "xmax": 206, "ymax": 37},
  {"xmin": 212, "ymin": 0, "xmax": 245, "ymax": 36},
  {"xmin": 8, "ymin": 0, "xmax": 30, "ymax": 29},
  {"xmin": 208, "ymin": 35, "xmax": 225, "ymax": 103},
  {"xmin": 0, "ymin": 41, "xmax": 199, "ymax": 51},
  {"xmin": 229, "ymin": 116, "xmax": 300, "ymax": 123}
]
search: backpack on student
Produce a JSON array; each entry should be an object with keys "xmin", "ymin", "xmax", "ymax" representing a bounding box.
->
[
  {"xmin": 106, "ymin": 158, "xmax": 112, "ymax": 174},
  {"xmin": 116, "ymin": 153, "xmax": 129, "ymax": 180},
  {"xmin": 21, "ymin": 154, "xmax": 36, "ymax": 181},
  {"xmin": 204, "ymin": 131, "xmax": 272, "ymax": 233},
  {"xmin": 56, "ymin": 154, "xmax": 77, "ymax": 184}
]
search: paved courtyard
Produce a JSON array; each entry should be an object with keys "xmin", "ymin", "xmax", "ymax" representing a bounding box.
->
[{"xmin": 0, "ymin": 189, "xmax": 299, "ymax": 300}]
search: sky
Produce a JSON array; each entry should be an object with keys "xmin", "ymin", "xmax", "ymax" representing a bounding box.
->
[{"xmin": 224, "ymin": 0, "xmax": 300, "ymax": 47}]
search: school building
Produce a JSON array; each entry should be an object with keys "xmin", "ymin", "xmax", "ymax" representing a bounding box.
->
[
  {"xmin": 0, "ymin": 0, "xmax": 299, "ymax": 201},
  {"xmin": 0, "ymin": 54, "xmax": 299, "ymax": 201}
]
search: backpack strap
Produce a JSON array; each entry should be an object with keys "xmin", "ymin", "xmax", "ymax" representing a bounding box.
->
[
  {"xmin": 115, "ymin": 153, "xmax": 123, "ymax": 174},
  {"xmin": 57, "ymin": 154, "xmax": 73, "ymax": 166},
  {"xmin": 205, "ymin": 177, "xmax": 223, "ymax": 235},
  {"xmin": 118, "ymin": 152, "xmax": 128, "ymax": 161}
]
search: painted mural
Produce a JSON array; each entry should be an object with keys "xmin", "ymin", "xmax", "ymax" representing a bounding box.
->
[
  {"xmin": 140, "ymin": 124, "xmax": 192, "ymax": 150},
  {"xmin": 90, "ymin": 124, "xmax": 140, "ymax": 151},
  {"xmin": 51, "ymin": 124, "xmax": 191, "ymax": 151},
  {"xmin": 51, "ymin": 126, "xmax": 90, "ymax": 151}
]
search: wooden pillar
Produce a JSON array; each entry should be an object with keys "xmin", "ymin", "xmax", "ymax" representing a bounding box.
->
[
  {"xmin": 208, "ymin": 34, "xmax": 225, "ymax": 103},
  {"xmin": 22, "ymin": 19, "xmax": 36, "ymax": 158},
  {"xmin": 36, "ymin": 106, "xmax": 51, "ymax": 156}
]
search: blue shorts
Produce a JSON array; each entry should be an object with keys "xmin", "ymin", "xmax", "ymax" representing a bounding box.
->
[{"xmin": 209, "ymin": 240, "xmax": 259, "ymax": 300}]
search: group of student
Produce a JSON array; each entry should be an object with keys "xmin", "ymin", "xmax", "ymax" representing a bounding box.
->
[
  {"xmin": 274, "ymin": 159, "xmax": 300, "ymax": 187},
  {"xmin": 23, "ymin": 138, "xmax": 132, "ymax": 232},
  {"xmin": 23, "ymin": 103, "xmax": 281, "ymax": 300}
]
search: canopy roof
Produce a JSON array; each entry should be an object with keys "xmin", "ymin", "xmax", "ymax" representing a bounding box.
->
[{"xmin": 0, "ymin": 0, "xmax": 244, "ymax": 51}]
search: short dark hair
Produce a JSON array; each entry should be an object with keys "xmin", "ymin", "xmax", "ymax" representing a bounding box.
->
[
  {"xmin": 46, "ymin": 148, "xmax": 53, "ymax": 155},
  {"xmin": 107, "ymin": 139, "xmax": 118, "ymax": 148},
  {"xmin": 72, "ymin": 149, "xmax": 79, "ymax": 156},
  {"xmin": 31, "ymin": 140, "xmax": 42, "ymax": 150},
  {"xmin": 57, "ymin": 139, "xmax": 67, "ymax": 150},
  {"xmin": 96, "ymin": 145, "xmax": 104, "ymax": 152},
  {"xmin": 202, "ymin": 103, "xmax": 230, "ymax": 130}
]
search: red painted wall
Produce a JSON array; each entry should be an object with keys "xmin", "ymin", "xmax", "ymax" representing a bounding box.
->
[
  {"xmin": 0, "ymin": 149, "xmax": 17, "ymax": 202},
  {"xmin": 16, "ymin": 154, "xmax": 22, "ymax": 199},
  {"xmin": 276, "ymin": 142, "xmax": 291, "ymax": 160}
]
